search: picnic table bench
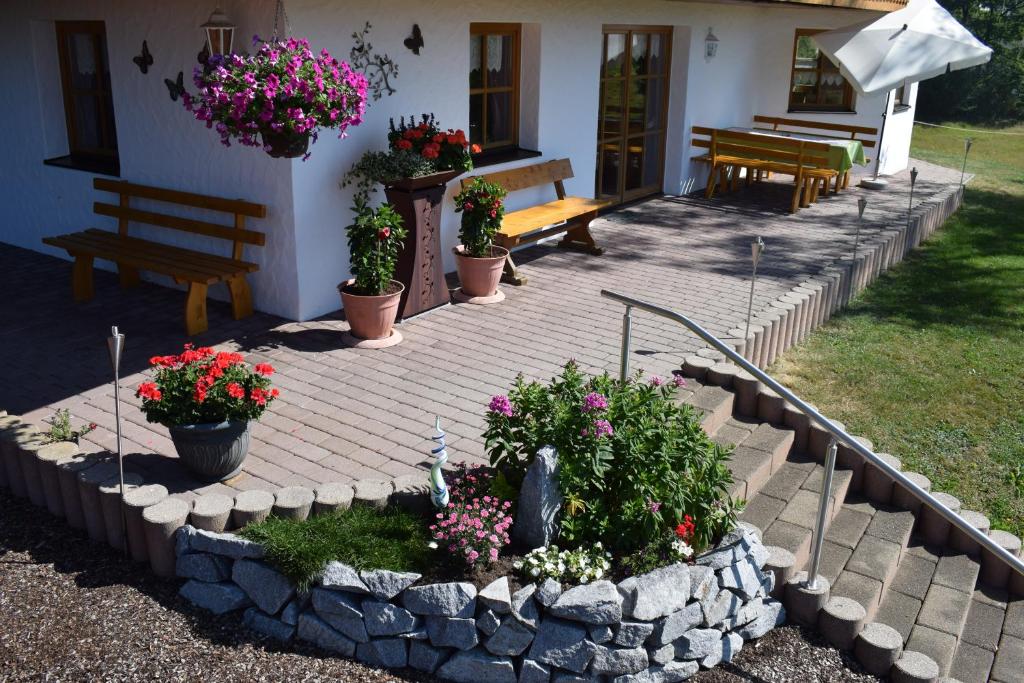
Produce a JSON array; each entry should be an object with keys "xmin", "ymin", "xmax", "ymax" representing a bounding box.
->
[
  {"xmin": 691, "ymin": 126, "xmax": 838, "ymax": 213},
  {"xmin": 43, "ymin": 178, "xmax": 266, "ymax": 335},
  {"xmin": 461, "ymin": 159, "xmax": 609, "ymax": 285},
  {"xmin": 752, "ymin": 115, "xmax": 876, "ymax": 190}
]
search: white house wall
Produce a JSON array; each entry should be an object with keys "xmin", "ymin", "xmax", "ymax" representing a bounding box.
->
[{"xmin": 0, "ymin": 0, "xmax": 919, "ymax": 322}]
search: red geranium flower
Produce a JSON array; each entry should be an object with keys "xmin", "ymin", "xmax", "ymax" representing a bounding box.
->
[
  {"xmin": 136, "ymin": 382, "xmax": 162, "ymax": 401},
  {"xmin": 378, "ymin": 226, "xmax": 391, "ymax": 240},
  {"xmin": 254, "ymin": 363, "xmax": 275, "ymax": 376},
  {"xmin": 226, "ymin": 382, "xmax": 245, "ymax": 399}
]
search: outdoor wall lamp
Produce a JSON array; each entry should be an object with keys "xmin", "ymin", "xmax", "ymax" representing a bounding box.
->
[
  {"xmin": 705, "ymin": 28, "xmax": 719, "ymax": 61},
  {"xmin": 201, "ymin": 7, "xmax": 235, "ymax": 56}
]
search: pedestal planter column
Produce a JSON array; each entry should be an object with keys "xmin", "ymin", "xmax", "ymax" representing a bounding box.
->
[{"xmin": 384, "ymin": 171, "xmax": 463, "ymax": 319}]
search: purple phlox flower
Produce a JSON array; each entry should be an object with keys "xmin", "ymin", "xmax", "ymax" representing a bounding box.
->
[
  {"xmin": 592, "ymin": 419, "xmax": 614, "ymax": 438},
  {"xmin": 582, "ymin": 392, "xmax": 608, "ymax": 413},
  {"xmin": 649, "ymin": 376, "xmax": 664, "ymax": 386},
  {"xmin": 648, "ymin": 499, "xmax": 662, "ymax": 514},
  {"xmin": 488, "ymin": 395, "xmax": 514, "ymax": 417},
  {"xmin": 672, "ymin": 375, "xmax": 687, "ymax": 388}
]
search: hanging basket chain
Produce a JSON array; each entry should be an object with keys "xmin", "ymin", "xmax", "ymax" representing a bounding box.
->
[{"xmin": 272, "ymin": 0, "xmax": 291, "ymax": 41}]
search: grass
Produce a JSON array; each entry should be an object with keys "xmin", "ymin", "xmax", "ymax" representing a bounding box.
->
[
  {"xmin": 771, "ymin": 121, "xmax": 1024, "ymax": 537},
  {"xmin": 239, "ymin": 505, "xmax": 436, "ymax": 591}
]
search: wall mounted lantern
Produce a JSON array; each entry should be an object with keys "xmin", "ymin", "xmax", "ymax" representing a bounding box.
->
[
  {"xmin": 705, "ymin": 28, "xmax": 719, "ymax": 61},
  {"xmin": 201, "ymin": 7, "xmax": 235, "ymax": 56}
]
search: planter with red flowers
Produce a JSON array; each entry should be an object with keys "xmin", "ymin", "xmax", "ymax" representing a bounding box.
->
[
  {"xmin": 452, "ymin": 176, "xmax": 508, "ymax": 303},
  {"xmin": 343, "ymin": 114, "xmax": 480, "ymax": 318},
  {"xmin": 338, "ymin": 197, "xmax": 407, "ymax": 347},
  {"xmin": 136, "ymin": 346, "xmax": 278, "ymax": 480},
  {"xmin": 179, "ymin": 36, "xmax": 368, "ymax": 160}
]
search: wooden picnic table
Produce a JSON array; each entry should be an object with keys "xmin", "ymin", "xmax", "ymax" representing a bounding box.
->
[{"xmin": 726, "ymin": 126, "xmax": 867, "ymax": 175}]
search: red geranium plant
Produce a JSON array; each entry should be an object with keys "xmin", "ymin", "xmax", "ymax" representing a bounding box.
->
[
  {"xmin": 387, "ymin": 113, "xmax": 479, "ymax": 172},
  {"xmin": 136, "ymin": 345, "xmax": 279, "ymax": 427}
]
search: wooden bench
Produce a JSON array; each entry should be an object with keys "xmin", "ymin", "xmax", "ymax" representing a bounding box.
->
[
  {"xmin": 752, "ymin": 115, "xmax": 877, "ymax": 191},
  {"xmin": 460, "ymin": 159, "xmax": 609, "ymax": 285},
  {"xmin": 691, "ymin": 127, "xmax": 838, "ymax": 213},
  {"xmin": 43, "ymin": 178, "xmax": 266, "ymax": 335}
]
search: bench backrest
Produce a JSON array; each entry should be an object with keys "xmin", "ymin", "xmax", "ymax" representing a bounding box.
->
[
  {"xmin": 691, "ymin": 126, "xmax": 831, "ymax": 169},
  {"xmin": 461, "ymin": 159, "xmax": 574, "ymax": 200},
  {"xmin": 752, "ymin": 115, "xmax": 878, "ymax": 148},
  {"xmin": 92, "ymin": 178, "xmax": 267, "ymax": 261}
]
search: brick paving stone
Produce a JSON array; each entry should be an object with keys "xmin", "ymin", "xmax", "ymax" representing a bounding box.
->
[
  {"xmin": 991, "ymin": 633, "xmax": 1024, "ymax": 682},
  {"xmin": 757, "ymin": 459, "xmax": 815, "ymax": 502},
  {"xmin": 877, "ymin": 590, "xmax": 922, "ymax": 642},
  {"xmin": 763, "ymin": 519, "xmax": 812, "ymax": 559},
  {"xmin": 917, "ymin": 584, "xmax": 973, "ymax": 637},
  {"xmin": 889, "ymin": 553, "xmax": 938, "ymax": 601},
  {"xmin": 832, "ymin": 570, "xmax": 884, "ymax": 612},
  {"xmin": 824, "ymin": 506, "xmax": 874, "ymax": 551},
  {"xmin": 931, "ymin": 553, "xmax": 981, "ymax": 595},
  {"xmin": 906, "ymin": 624, "xmax": 957, "ymax": 674},
  {"xmin": 777, "ymin": 489, "xmax": 822, "ymax": 530},
  {"xmin": 865, "ymin": 508, "xmax": 916, "ymax": 547},
  {"xmin": 961, "ymin": 597, "xmax": 1005, "ymax": 651},
  {"xmin": 1003, "ymin": 598, "xmax": 1024, "ymax": 639},
  {"xmin": 950, "ymin": 642, "xmax": 995, "ymax": 683},
  {"xmin": 846, "ymin": 535, "xmax": 903, "ymax": 585},
  {"xmin": 818, "ymin": 541, "xmax": 853, "ymax": 586},
  {"xmin": 738, "ymin": 494, "xmax": 786, "ymax": 533}
]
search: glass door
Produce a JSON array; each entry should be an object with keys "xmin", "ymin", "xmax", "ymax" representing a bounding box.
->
[{"xmin": 596, "ymin": 26, "xmax": 672, "ymax": 205}]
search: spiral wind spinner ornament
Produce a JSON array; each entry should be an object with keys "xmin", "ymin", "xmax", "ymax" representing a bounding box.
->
[{"xmin": 429, "ymin": 416, "xmax": 449, "ymax": 509}]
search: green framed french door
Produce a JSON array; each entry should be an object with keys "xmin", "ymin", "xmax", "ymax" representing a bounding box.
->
[{"xmin": 596, "ymin": 26, "xmax": 673, "ymax": 206}]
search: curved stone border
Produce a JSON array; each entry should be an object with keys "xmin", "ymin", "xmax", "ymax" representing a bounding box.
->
[{"xmin": 173, "ymin": 520, "xmax": 783, "ymax": 682}]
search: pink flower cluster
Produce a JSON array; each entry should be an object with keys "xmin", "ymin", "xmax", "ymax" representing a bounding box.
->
[
  {"xmin": 582, "ymin": 392, "xmax": 608, "ymax": 413},
  {"xmin": 581, "ymin": 418, "xmax": 614, "ymax": 439},
  {"xmin": 430, "ymin": 464, "xmax": 513, "ymax": 566},
  {"xmin": 488, "ymin": 394, "xmax": 514, "ymax": 418},
  {"xmin": 182, "ymin": 36, "xmax": 368, "ymax": 156}
]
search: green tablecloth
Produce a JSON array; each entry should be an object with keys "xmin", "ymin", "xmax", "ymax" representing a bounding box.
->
[{"xmin": 725, "ymin": 127, "xmax": 866, "ymax": 174}]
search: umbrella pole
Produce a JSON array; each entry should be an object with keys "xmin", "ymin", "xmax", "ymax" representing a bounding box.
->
[{"xmin": 860, "ymin": 90, "xmax": 892, "ymax": 191}]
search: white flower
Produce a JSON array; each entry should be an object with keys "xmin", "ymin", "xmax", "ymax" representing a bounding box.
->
[
  {"xmin": 580, "ymin": 575, "xmax": 589, "ymax": 584},
  {"xmin": 513, "ymin": 560, "xmax": 523, "ymax": 570},
  {"xmin": 531, "ymin": 567, "xmax": 541, "ymax": 577},
  {"xmin": 428, "ymin": 541, "xmax": 438, "ymax": 549}
]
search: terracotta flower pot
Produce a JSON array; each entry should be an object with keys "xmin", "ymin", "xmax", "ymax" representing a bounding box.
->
[
  {"xmin": 338, "ymin": 279, "xmax": 404, "ymax": 340},
  {"xmin": 454, "ymin": 245, "xmax": 508, "ymax": 298},
  {"xmin": 261, "ymin": 130, "xmax": 310, "ymax": 158}
]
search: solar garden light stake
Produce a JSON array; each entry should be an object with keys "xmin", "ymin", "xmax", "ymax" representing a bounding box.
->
[
  {"xmin": 806, "ymin": 438, "xmax": 838, "ymax": 591},
  {"xmin": 853, "ymin": 197, "xmax": 867, "ymax": 264},
  {"xmin": 960, "ymin": 137, "xmax": 973, "ymax": 188},
  {"xmin": 429, "ymin": 416, "xmax": 449, "ymax": 509},
  {"xmin": 106, "ymin": 326, "xmax": 129, "ymax": 559},
  {"xmin": 743, "ymin": 237, "xmax": 766, "ymax": 356},
  {"xmin": 907, "ymin": 166, "xmax": 918, "ymax": 231}
]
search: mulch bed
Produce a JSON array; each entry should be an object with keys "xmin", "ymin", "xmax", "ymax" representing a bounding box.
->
[{"xmin": 0, "ymin": 490, "xmax": 879, "ymax": 682}]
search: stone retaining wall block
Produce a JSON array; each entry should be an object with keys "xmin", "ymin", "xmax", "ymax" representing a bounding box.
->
[
  {"xmin": 142, "ymin": 497, "xmax": 190, "ymax": 577},
  {"xmin": 34, "ymin": 441, "xmax": 78, "ymax": 517}
]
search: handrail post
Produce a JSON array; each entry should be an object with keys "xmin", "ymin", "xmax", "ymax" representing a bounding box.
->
[
  {"xmin": 619, "ymin": 305, "xmax": 633, "ymax": 382},
  {"xmin": 807, "ymin": 438, "xmax": 837, "ymax": 591}
]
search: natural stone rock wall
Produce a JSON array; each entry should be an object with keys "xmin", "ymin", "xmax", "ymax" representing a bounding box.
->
[{"xmin": 175, "ymin": 521, "xmax": 784, "ymax": 682}]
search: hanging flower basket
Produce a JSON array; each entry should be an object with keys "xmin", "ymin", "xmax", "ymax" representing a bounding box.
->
[
  {"xmin": 180, "ymin": 36, "xmax": 368, "ymax": 160},
  {"xmin": 261, "ymin": 129, "xmax": 310, "ymax": 158}
]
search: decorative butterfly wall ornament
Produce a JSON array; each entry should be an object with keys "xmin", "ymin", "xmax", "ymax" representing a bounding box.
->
[
  {"xmin": 133, "ymin": 40, "xmax": 153, "ymax": 74},
  {"xmin": 164, "ymin": 71, "xmax": 185, "ymax": 101},
  {"xmin": 404, "ymin": 24, "xmax": 424, "ymax": 55}
]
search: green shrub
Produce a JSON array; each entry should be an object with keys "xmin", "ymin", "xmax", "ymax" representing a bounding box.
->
[
  {"xmin": 484, "ymin": 362, "xmax": 741, "ymax": 554},
  {"xmin": 239, "ymin": 505, "xmax": 435, "ymax": 592}
]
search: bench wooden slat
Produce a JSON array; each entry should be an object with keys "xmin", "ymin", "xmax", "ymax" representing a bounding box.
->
[
  {"xmin": 93, "ymin": 203, "xmax": 266, "ymax": 246},
  {"xmin": 44, "ymin": 231, "xmax": 254, "ymax": 284},
  {"xmin": 753, "ymin": 115, "xmax": 878, "ymax": 139},
  {"xmin": 93, "ymin": 178, "xmax": 267, "ymax": 217},
  {"xmin": 464, "ymin": 159, "xmax": 574, "ymax": 193},
  {"xmin": 500, "ymin": 197, "xmax": 607, "ymax": 238},
  {"xmin": 81, "ymin": 229, "xmax": 259, "ymax": 274}
]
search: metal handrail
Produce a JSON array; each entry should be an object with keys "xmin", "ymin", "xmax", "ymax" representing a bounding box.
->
[{"xmin": 601, "ymin": 289, "xmax": 1024, "ymax": 581}]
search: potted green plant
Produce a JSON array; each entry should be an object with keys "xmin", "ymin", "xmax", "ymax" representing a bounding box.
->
[
  {"xmin": 338, "ymin": 196, "xmax": 408, "ymax": 344},
  {"xmin": 181, "ymin": 37, "xmax": 368, "ymax": 159},
  {"xmin": 136, "ymin": 347, "xmax": 278, "ymax": 480},
  {"xmin": 452, "ymin": 176, "xmax": 508, "ymax": 301}
]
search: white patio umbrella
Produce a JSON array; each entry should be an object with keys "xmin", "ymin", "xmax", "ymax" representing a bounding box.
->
[{"xmin": 812, "ymin": 0, "xmax": 992, "ymax": 187}]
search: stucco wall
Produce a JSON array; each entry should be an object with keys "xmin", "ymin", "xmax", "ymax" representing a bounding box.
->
[{"xmin": 0, "ymin": 0, "xmax": 918, "ymax": 322}]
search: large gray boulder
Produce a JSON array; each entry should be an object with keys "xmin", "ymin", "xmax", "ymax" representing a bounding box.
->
[
  {"xmin": 436, "ymin": 647, "xmax": 518, "ymax": 683},
  {"xmin": 649, "ymin": 602, "xmax": 704, "ymax": 646},
  {"xmin": 519, "ymin": 659, "xmax": 552, "ymax": 683},
  {"xmin": 312, "ymin": 587, "xmax": 368, "ymax": 642},
  {"xmin": 356, "ymin": 638, "xmax": 409, "ymax": 668},
  {"xmin": 736, "ymin": 599, "xmax": 785, "ymax": 640},
  {"xmin": 536, "ymin": 578, "xmax": 562, "ymax": 608},
  {"xmin": 427, "ymin": 616, "xmax": 479, "ymax": 650},
  {"xmin": 511, "ymin": 584, "xmax": 540, "ymax": 629},
  {"xmin": 618, "ymin": 563, "xmax": 690, "ymax": 620},
  {"xmin": 179, "ymin": 580, "xmax": 252, "ymax": 615},
  {"xmin": 548, "ymin": 580, "xmax": 622, "ymax": 624},
  {"xmin": 477, "ymin": 609, "xmax": 501, "ymax": 636},
  {"xmin": 321, "ymin": 561, "xmax": 369, "ymax": 594},
  {"xmin": 513, "ymin": 446, "xmax": 562, "ymax": 549},
  {"xmin": 527, "ymin": 617, "xmax": 597, "ymax": 673},
  {"xmin": 232, "ymin": 559, "xmax": 294, "ymax": 615},
  {"xmin": 362, "ymin": 599, "xmax": 420, "ymax": 637},
  {"xmin": 479, "ymin": 576, "xmax": 513, "ymax": 614},
  {"xmin": 242, "ymin": 607, "xmax": 295, "ymax": 642},
  {"xmin": 408, "ymin": 640, "xmax": 448, "ymax": 673},
  {"xmin": 485, "ymin": 616, "xmax": 535, "ymax": 656},
  {"xmin": 297, "ymin": 612, "xmax": 356, "ymax": 657},
  {"xmin": 591, "ymin": 645, "xmax": 649, "ymax": 676},
  {"xmin": 674, "ymin": 628, "xmax": 722, "ymax": 660},
  {"xmin": 176, "ymin": 552, "xmax": 232, "ymax": 583},
  {"xmin": 614, "ymin": 622, "xmax": 654, "ymax": 648},
  {"xmin": 360, "ymin": 569, "xmax": 420, "ymax": 601},
  {"xmin": 612, "ymin": 660, "xmax": 699, "ymax": 682},
  {"xmin": 702, "ymin": 590, "xmax": 743, "ymax": 628},
  {"xmin": 403, "ymin": 582, "xmax": 477, "ymax": 617},
  {"xmin": 186, "ymin": 528, "xmax": 265, "ymax": 559},
  {"xmin": 718, "ymin": 557, "xmax": 763, "ymax": 600}
]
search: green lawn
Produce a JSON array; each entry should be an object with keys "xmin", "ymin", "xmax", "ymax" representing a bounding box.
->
[{"xmin": 771, "ymin": 122, "xmax": 1024, "ymax": 537}]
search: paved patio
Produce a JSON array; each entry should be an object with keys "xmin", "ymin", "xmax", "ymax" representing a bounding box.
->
[{"xmin": 0, "ymin": 160, "xmax": 961, "ymax": 500}]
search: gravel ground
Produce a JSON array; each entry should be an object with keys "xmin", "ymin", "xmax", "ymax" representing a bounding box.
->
[{"xmin": 0, "ymin": 491, "xmax": 879, "ymax": 682}]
